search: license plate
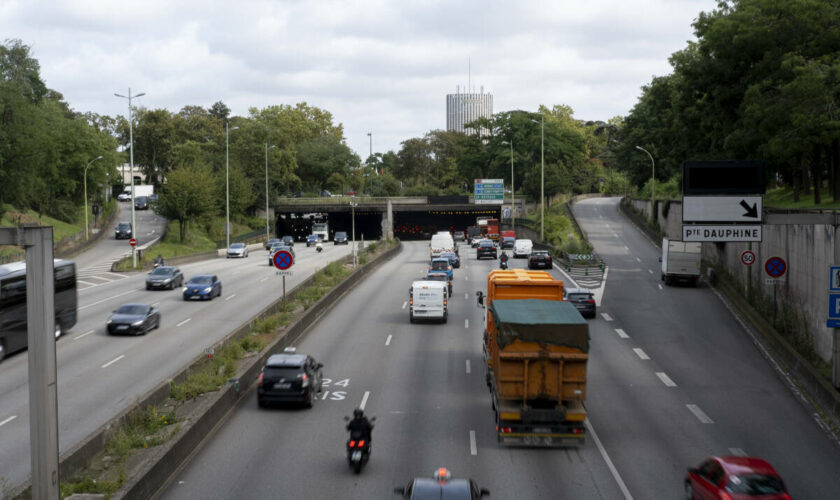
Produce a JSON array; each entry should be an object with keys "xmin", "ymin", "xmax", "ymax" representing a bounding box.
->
[
  {"xmin": 274, "ymin": 383, "xmax": 291, "ymax": 389},
  {"xmin": 116, "ymin": 325, "xmax": 128, "ymax": 330},
  {"xmin": 351, "ymin": 450, "xmax": 362, "ymax": 461},
  {"xmin": 190, "ymin": 295, "xmax": 200, "ymax": 300}
]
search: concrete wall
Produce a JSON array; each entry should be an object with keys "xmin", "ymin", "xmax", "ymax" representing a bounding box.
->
[{"xmin": 629, "ymin": 198, "xmax": 837, "ymax": 362}]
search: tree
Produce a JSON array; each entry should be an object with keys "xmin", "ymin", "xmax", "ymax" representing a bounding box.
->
[{"xmin": 155, "ymin": 164, "xmax": 217, "ymax": 241}]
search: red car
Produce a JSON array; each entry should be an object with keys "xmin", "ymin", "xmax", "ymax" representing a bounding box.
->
[{"xmin": 685, "ymin": 456, "xmax": 791, "ymax": 499}]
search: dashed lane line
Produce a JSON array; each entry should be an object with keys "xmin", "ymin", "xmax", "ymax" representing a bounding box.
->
[
  {"xmin": 224, "ymin": 293, "xmax": 236, "ymax": 301},
  {"xmin": 469, "ymin": 430, "xmax": 477, "ymax": 456},
  {"xmin": 656, "ymin": 372, "xmax": 677, "ymax": 387},
  {"xmin": 73, "ymin": 330, "xmax": 94, "ymax": 341},
  {"xmin": 614, "ymin": 329, "xmax": 629, "ymax": 339},
  {"xmin": 633, "ymin": 348, "xmax": 650, "ymax": 360},
  {"xmin": 79, "ymin": 289, "xmax": 136, "ymax": 310},
  {"xmin": 0, "ymin": 415, "xmax": 17, "ymax": 427},
  {"xmin": 687, "ymin": 404, "xmax": 714, "ymax": 424},
  {"xmin": 466, "ymin": 360, "xmax": 471, "ymax": 374},
  {"xmin": 360, "ymin": 391, "xmax": 370, "ymax": 411},
  {"xmin": 385, "ymin": 335, "xmax": 392, "ymax": 346},
  {"xmin": 465, "ymin": 319, "xmax": 469, "ymax": 329},
  {"xmin": 402, "ymin": 301, "xmax": 407, "ymax": 309},
  {"xmin": 102, "ymin": 355, "xmax": 125, "ymax": 369},
  {"xmin": 177, "ymin": 318, "xmax": 191, "ymax": 327},
  {"xmin": 601, "ymin": 313, "xmax": 613, "ymax": 322}
]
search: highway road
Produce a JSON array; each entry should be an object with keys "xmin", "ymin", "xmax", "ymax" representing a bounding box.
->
[
  {"xmin": 161, "ymin": 198, "xmax": 840, "ymax": 500},
  {"xmin": 0, "ymin": 230, "xmax": 362, "ymax": 490}
]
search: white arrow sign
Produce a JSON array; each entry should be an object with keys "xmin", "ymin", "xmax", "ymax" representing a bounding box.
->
[{"xmin": 682, "ymin": 196, "xmax": 763, "ymax": 222}]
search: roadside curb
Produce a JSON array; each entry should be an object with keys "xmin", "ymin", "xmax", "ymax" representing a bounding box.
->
[{"xmin": 617, "ymin": 197, "xmax": 840, "ymax": 442}]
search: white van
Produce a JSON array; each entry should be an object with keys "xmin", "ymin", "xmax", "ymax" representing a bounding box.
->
[
  {"xmin": 430, "ymin": 233, "xmax": 456, "ymax": 259},
  {"xmin": 409, "ymin": 280, "xmax": 448, "ymax": 323},
  {"xmin": 513, "ymin": 239, "xmax": 533, "ymax": 258}
]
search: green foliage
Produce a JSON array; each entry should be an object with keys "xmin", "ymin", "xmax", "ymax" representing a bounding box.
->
[
  {"xmin": 61, "ymin": 474, "xmax": 123, "ymax": 498},
  {"xmin": 638, "ymin": 175, "xmax": 682, "ymax": 200},
  {"xmin": 154, "ymin": 164, "xmax": 217, "ymax": 242},
  {"xmin": 601, "ymin": 169, "xmax": 635, "ymax": 195}
]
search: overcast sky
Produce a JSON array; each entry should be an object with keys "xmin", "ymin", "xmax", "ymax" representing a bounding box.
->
[{"xmin": 2, "ymin": 0, "xmax": 718, "ymax": 159}]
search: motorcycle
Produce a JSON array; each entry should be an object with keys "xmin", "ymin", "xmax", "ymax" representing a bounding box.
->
[
  {"xmin": 316, "ymin": 242, "xmax": 323, "ymax": 253},
  {"xmin": 499, "ymin": 258, "xmax": 508, "ymax": 270},
  {"xmin": 344, "ymin": 416, "xmax": 375, "ymax": 473}
]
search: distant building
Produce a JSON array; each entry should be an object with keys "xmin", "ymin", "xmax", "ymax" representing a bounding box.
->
[{"xmin": 446, "ymin": 86, "xmax": 493, "ymax": 136}]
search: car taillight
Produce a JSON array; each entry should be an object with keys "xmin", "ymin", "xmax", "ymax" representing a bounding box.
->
[
  {"xmin": 499, "ymin": 427, "xmax": 512, "ymax": 433},
  {"xmin": 349, "ymin": 440, "xmax": 356, "ymax": 447},
  {"xmin": 358, "ymin": 440, "xmax": 365, "ymax": 447},
  {"xmin": 572, "ymin": 428, "xmax": 583, "ymax": 434},
  {"xmin": 301, "ymin": 373, "xmax": 309, "ymax": 387},
  {"xmin": 587, "ymin": 300, "xmax": 595, "ymax": 304},
  {"xmin": 718, "ymin": 493, "xmax": 732, "ymax": 500}
]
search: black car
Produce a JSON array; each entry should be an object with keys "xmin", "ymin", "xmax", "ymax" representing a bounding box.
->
[
  {"xmin": 268, "ymin": 244, "xmax": 295, "ymax": 265},
  {"xmin": 134, "ymin": 196, "xmax": 149, "ymax": 210},
  {"xmin": 145, "ymin": 266, "xmax": 184, "ymax": 290},
  {"xmin": 265, "ymin": 238, "xmax": 282, "ymax": 251},
  {"xmin": 115, "ymin": 222, "xmax": 133, "ymax": 239},
  {"xmin": 334, "ymin": 231, "xmax": 349, "ymax": 245},
  {"xmin": 442, "ymin": 251, "xmax": 460, "ymax": 269},
  {"xmin": 476, "ymin": 240, "xmax": 497, "ymax": 260},
  {"xmin": 306, "ymin": 234, "xmax": 319, "ymax": 247},
  {"xmin": 281, "ymin": 235, "xmax": 295, "ymax": 247},
  {"xmin": 528, "ymin": 250, "xmax": 552, "ymax": 269},
  {"xmin": 107, "ymin": 303, "xmax": 160, "ymax": 335},
  {"xmin": 426, "ymin": 272, "xmax": 452, "ymax": 297},
  {"xmin": 257, "ymin": 350, "xmax": 324, "ymax": 407},
  {"xmin": 395, "ymin": 468, "xmax": 489, "ymax": 500},
  {"xmin": 500, "ymin": 236, "xmax": 515, "ymax": 249},
  {"xmin": 565, "ymin": 287, "xmax": 596, "ymax": 318}
]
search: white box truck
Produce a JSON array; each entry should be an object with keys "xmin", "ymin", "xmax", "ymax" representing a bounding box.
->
[
  {"xmin": 118, "ymin": 184, "xmax": 154, "ymax": 201},
  {"xmin": 409, "ymin": 280, "xmax": 448, "ymax": 323},
  {"xmin": 661, "ymin": 238, "xmax": 701, "ymax": 286}
]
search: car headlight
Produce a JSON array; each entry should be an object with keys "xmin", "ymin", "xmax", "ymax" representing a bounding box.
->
[
  {"xmin": 131, "ymin": 320, "xmax": 144, "ymax": 326},
  {"xmin": 107, "ymin": 319, "xmax": 113, "ymax": 324},
  {"xmin": 203, "ymin": 287, "xmax": 212, "ymax": 293}
]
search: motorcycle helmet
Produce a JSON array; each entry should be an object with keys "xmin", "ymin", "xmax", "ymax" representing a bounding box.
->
[{"xmin": 353, "ymin": 408, "xmax": 364, "ymax": 418}]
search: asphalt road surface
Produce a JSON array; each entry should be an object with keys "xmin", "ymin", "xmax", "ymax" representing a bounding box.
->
[
  {"xmin": 0, "ymin": 232, "xmax": 362, "ymax": 490},
  {"xmin": 161, "ymin": 198, "xmax": 840, "ymax": 500}
]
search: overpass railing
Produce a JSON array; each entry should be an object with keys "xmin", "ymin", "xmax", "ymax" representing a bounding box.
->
[{"xmin": 273, "ymin": 196, "xmax": 526, "ymax": 205}]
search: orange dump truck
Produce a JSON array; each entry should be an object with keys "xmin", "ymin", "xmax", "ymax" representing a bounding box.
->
[{"xmin": 477, "ymin": 269, "xmax": 588, "ymax": 446}]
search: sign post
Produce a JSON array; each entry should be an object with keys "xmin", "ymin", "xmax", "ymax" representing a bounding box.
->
[
  {"xmin": 826, "ymin": 266, "xmax": 840, "ymax": 388},
  {"xmin": 272, "ymin": 250, "xmax": 294, "ymax": 302},
  {"xmin": 765, "ymin": 256, "xmax": 787, "ymax": 326}
]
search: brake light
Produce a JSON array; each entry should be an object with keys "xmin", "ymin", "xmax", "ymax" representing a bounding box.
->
[
  {"xmin": 358, "ymin": 440, "xmax": 365, "ymax": 447},
  {"xmin": 499, "ymin": 427, "xmax": 512, "ymax": 433},
  {"xmin": 718, "ymin": 493, "xmax": 732, "ymax": 500},
  {"xmin": 257, "ymin": 373, "xmax": 263, "ymax": 386},
  {"xmin": 349, "ymin": 440, "xmax": 356, "ymax": 447},
  {"xmin": 587, "ymin": 300, "xmax": 595, "ymax": 304},
  {"xmin": 572, "ymin": 428, "xmax": 584, "ymax": 434}
]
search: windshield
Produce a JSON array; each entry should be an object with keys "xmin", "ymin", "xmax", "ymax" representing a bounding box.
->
[
  {"xmin": 431, "ymin": 261, "xmax": 449, "ymax": 270},
  {"xmin": 150, "ymin": 267, "xmax": 174, "ymax": 275},
  {"xmin": 188, "ymin": 276, "xmax": 213, "ymax": 285},
  {"xmin": 726, "ymin": 474, "xmax": 786, "ymax": 494},
  {"xmin": 230, "ymin": 243, "xmax": 245, "ymax": 249},
  {"xmin": 336, "ymin": 232, "xmax": 347, "ymax": 237},
  {"xmin": 116, "ymin": 305, "xmax": 148, "ymax": 315}
]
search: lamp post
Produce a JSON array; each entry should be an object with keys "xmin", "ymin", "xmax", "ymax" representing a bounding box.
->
[
  {"xmin": 350, "ymin": 201, "xmax": 358, "ymax": 268},
  {"xmin": 509, "ymin": 140, "xmax": 515, "ymax": 233},
  {"xmin": 531, "ymin": 116, "xmax": 545, "ymax": 240},
  {"xmin": 84, "ymin": 155, "xmax": 103, "ymax": 240},
  {"xmin": 115, "ymin": 89, "xmax": 145, "ymax": 267},
  {"xmin": 635, "ymin": 145, "xmax": 656, "ymax": 218},
  {"xmin": 225, "ymin": 123, "xmax": 239, "ymax": 249},
  {"xmin": 265, "ymin": 143, "xmax": 276, "ymax": 241}
]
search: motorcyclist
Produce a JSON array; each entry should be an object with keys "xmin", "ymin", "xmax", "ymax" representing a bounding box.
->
[
  {"xmin": 154, "ymin": 253, "xmax": 165, "ymax": 268},
  {"xmin": 346, "ymin": 408, "xmax": 373, "ymax": 442},
  {"xmin": 499, "ymin": 251, "xmax": 509, "ymax": 269},
  {"xmin": 315, "ymin": 241, "xmax": 323, "ymax": 252}
]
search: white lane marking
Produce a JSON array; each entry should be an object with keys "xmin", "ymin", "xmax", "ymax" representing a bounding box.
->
[
  {"xmin": 586, "ymin": 419, "xmax": 634, "ymax": 500},
  {"xmin": 656, "ymin": 372, "xmax": 677, "ymax": 387},
  {"xmin": 79, "ymin": 289, "xmax": 136, "ymax": 310},
  {"xmin": 729, "ymin": 448, "xmax": 746, "ymax": 456},
  {"xmin": 0, "ymin": 415, "xmax": 17, "ymax": 427},
  {"xmin": 260, "ymin": 277, "xmax": 268, "ymax": 282},
  {"xmin": 465, "ymin": 293, "xmax": 469, "ymax": 299},
  {"xmin": 73, "ymin": 330, "xmax": 94, "ymax": 341},
  {"xmin": 359, "ymin": 391, "xmax": 370, "ymax": 411},
  {"xmin": 633, "ymin": 348, "xmax": 650, "ymax": 360},
  {"xmin": 648, "ymin": 269, "xmax": 653, "ymax": 274},
  {"xmin": 658, "ymin": 284, "xmax": 663, "ymax": 290},
  {"xmin": 101, "ymin": 355, "xmax": 125, "ymax": 369},
  {"xmin": 465, "ymin": 319, "xmax": 469, "ymax": 329},
  {"xmin": 224, "ymin": 293, "xmax": 236, "ymax": 301},
  {"xmin": 88, "ymin": 275, "xmax": 115, "ymax": 282},
  {"xmin": 601, "ymin": 313, "xmax": 613, "ymax": 321},
  {"xmin": 635, "ymin": 257, "xmax": 641, "ymax": 263},
  {"xmin": 613, "ymin": 233, "xmax": 619, "ymax": 238},
  {"xmin": 687, "ymin": 404, "xmax": 714, "ymax": 424},
  {"xmin": 401, "ymin": 301, "xmax": 407, "ymax": 309},
  {"xmin": 466, "ymin": 360, "xmax": 471, "ymax": 374},
  {"xmin": 104, "ymin": 272, "xmax": 128, "ymax": 278},
  {"xmin": 77, "ymin": 280, "xmax": 97, "ymax": 287},
  {"xmin": 465, "ymin": 276, "xmax": 468, "ymax": 281},
  {"xmin": 385, "ymin": 334, "xmax": 392, "ymax": 346},
  {"xmin": 614, "ymin": 328, "xmax": 629, "ymax": 339},
  {"xmin": 177, "ymin": 318, "xmax": 191, "ymax": 327},
  {"xmin": 469, "ymin": 430, "xmax": 477, "ymax": 456},
  {"xmin": 624, "ymin": 246, "xmax": 629, "ymax": 251}
]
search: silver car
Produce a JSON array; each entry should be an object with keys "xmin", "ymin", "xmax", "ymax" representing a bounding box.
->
[{"xmin": 226, "ymin": 242, "xmax": 249, "ymax": 258}]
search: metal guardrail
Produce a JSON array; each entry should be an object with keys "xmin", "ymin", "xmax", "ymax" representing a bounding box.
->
[{"xmin": 273, "ymin": 196, "xmax": 526, "ymax": 206}]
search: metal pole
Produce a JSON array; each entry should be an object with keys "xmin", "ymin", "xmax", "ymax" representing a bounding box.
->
[
  {"xmin": 265, "ymin": 143, "xmax": 270, "ymax": 241},
  {"xmin": 635, "ymin": 146, "xmax": 655, "ymax": 220},
  {"xmin": 352, "ymin": 202, "xmax": 357, "ymax": 268},
  {"xmin": 226, "ymin": 121, "xmax": 230, "ymax": 249},
  {"xmin": 540, "ymin": 116, "xmax": 544, "ymax": 240},
  {"xmin": 510, "ymin": 141, "xmax": 515, "ymax": 234},
  {"xmin": 84, "ymin": 156, "xmax": 102, "ymax": 240},
  {"xmin": 116, "ymin": 89, "xmax": 145, "ymax": 267}
]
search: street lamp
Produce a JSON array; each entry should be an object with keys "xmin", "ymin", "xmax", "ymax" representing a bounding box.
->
[
  {"xmin": 115, "ymin": 88, "xmax": 145, "ymax": 267},
  {"xmin": 226, "ymin": 122, "xmax": 239, "ymax": 249},
  {"xmin": 265, "ymin": 143, "xmax": 276, "ymax": 241},
  {"xmin": 350, "ymin": 200, "xmax": 358, "ymax": 267},
  {"xmin": 635, "ymin": 145, "xmax": 656, "ymax": 208},
  {"xmin": 84, "ymin": 155, "xmax": 103, "ymax": 240},
  {"xmin": 530, "ymin": 116, "xmax": 545, "ymax": 240}
]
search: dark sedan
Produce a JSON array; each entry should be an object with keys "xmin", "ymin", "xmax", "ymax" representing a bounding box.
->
[
  {"xmin": 476, "ymin": 240, "xmax": 497, "ymax": 260},
  {"xmin": 395, "ymin": 468, "xmax": 489, "ymax": 500},
  {"xmin": 334, "ymin": 231, "xmax": 349, "ymax": 245},
  {"xmin": 107, "ymin": 304, "xmax": 160, "ymax": 335},
  {"xmin": 183, "ymin": 274, "xmax": 222, "ymax": 300},
  {"xmin": 114, "ymin": 222, "xmax": 132, "ymax": 239},
  {"xmin": 257, "ymin": 350, "xmax": 324, "ymax": 408},
  {"xmin": 442, "ymin": 251, "xmax": 460, "ymax": 269},
  {"xmin": 145, "ymin": 266, "xmax": 184, "ymax": 290},
  {"xmin": 134, "ymin": 196, "xmax": 149, "ymax": 210},
  {"xmin": 528, "ymin": 250, "xmax": 552, "ymax": 269},
  {"xmin": 265, "ymin": 238, "xmax": 282, "ymax": 251},
  {"xmin": 306, "ymin": 234, "xmax": 319, "ymax": 247},
  {"xmin": 500, "ymin": 236, "xmax": 515, "ymax": 249},
  {"xmin": 565, "ymin": 287, "xmax": 596, "ymax": 318},
  {"xmin": 282, "ymin": 235, "xmax": 295, "ymax": 247}
]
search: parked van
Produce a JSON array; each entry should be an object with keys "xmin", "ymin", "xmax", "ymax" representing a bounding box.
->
[
  {"xmin": 513, "ymin": 239, "xmax": 533, "ymax": 258},
  {"xmin": 430, "ymin": 233, "xmax": 456, "ymax": 259},
  {"xmin": 409, "ymin": 280, "xmax": 448, "ymax": 323}
]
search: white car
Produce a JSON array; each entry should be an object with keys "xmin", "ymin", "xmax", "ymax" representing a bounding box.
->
[
  {"xmin": 117, "ymin": 192, "xmax": 131, "ymax": 202},
  {"xmin": 513, "ymin": 239, "xmax": 533, "ymax": 258},
  {"xmin": 226, "ymin": 242, "xmax": 249, "ymax": 258}
]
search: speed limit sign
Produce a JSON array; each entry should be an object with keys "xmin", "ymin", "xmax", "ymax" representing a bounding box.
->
[{"xmin": 741, "ymin": 250, "xmax": 756, "ymax": 266}]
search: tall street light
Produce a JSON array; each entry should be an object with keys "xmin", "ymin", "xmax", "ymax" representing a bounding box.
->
[
  {"xmin": 84, "ymin": 155, "xmax": 103, "ymax": 240},
  {"xmin": 265, "ymin": 143, "xmax": 276, "ymax": 241},
  {"xmin": 350, "ymin": 200, "xmax": 358, "ymax": 268},
  {"xmin": 530, "ymin": 116, "xmax": 545, "ymax": 240},
  {"xmin": 115, "ymin": 88, "xmax": 145, "ymax": 267},
  {"xmin": 635, "ymin": 145, "xmax": 656, "ymax": 215},
  {"xmin": 509, "ymin": 140, "xmax": 515, "ymax": 234},
  {"xmin": 225, "ymin": 122, "xmax": 239, "ymax": 249}
]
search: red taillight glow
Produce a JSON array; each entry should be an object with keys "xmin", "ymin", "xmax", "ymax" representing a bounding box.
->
[
  {"xmin": 718, "ymin": 493, "xmax": 732, "ymax": 500},
  {"xmin": 499, "ymin": 427, "xmax": 512, "ymax": 433},
  {"xmin": 358, "ymin": 440, "xmax": 365, "ymax": 447},
  {"xmin": 587, "ymin": 300, "xmax": 595, "ymax": 304},
  {"xmin": 349, "ymin": 440, "xmax": 356, "ymax": 447},
  {"xmin": 573, "ymin": 428, "xmax": 583, "ymax": 434},
  {"xmin": 257, "ymin": 373, "xmax": 263, "ymax": 386}
]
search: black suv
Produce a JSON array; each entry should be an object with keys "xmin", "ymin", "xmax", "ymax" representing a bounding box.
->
[
  {"xmin": 334, "ymin": 231, "xmax": 349, "ymax": 245},
  {"xmin": 528, "ymin": 250, "xmax": 552, "ymax": 269},
  {"xmin": 257, "ymin": 351, "xmax": 323, "ymax": 407},
  {"xmin": 115, "ymin": 222, "xmax": 132, "ymax": 239},
  {"xmin": 565, "ymin": 287, "xmax": 596, "ymax": 318},
  {"xmin": 145, "ymin": 266, "xmax": 184, "ymax": 290},
  {"xmin": 476, "ymin": 240, "xmax": 497, "ymax": 260}
]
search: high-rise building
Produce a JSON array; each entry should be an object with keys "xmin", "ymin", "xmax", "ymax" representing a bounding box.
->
[{"xmin": 446, "ymin": 85, "xmax": 493, "ymax": 136}]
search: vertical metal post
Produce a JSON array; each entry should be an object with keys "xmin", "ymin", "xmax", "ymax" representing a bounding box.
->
[
  {"xmin": 282, "ymin": 275, "xmax": 286, "ymax": 303},
  {"xmin": 129, "ymin": 94, "xmax": 137, "ymax": 267},
  {"xmin": 26, "ymin": 227, "xmax": 59, "ymax": 499},
  {"xmin": 226, "ymin": 121, "xmax": 231, "ymax": 249},
  {"xmin": 265, "ymin": 143, "xmax": 270, "ymax": 241},
  {"xmin": 510, "ymin": 141, "xmax": 515, "ymax": 234},
  {"xmin": 833, "ymin": 226, "xmax": 840, "ymax": 388},
  {"xmin": 352, "ymin": 202, "xmax": 357, "ymax": 268},
  {"xmin": 540, "ymin": 116, "xmax": 544, "ymax": 241}
]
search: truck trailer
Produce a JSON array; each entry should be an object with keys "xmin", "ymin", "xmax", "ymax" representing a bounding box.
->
[
  {"xmin": 661, "ymin": 238, "xmax": 701, "ymax": 286},
  {"xmin": 477, "ymin": 269, "xmax": 589, "ymax": 447}
]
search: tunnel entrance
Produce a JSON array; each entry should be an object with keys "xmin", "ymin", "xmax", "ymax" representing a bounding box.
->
[
  {"xmin": 275, "ymin": 211, "xmax": 383, "ymax": 242},
  {"xmin": 393, "ymin": 207, "xmax": 500, "ymax": 240}
]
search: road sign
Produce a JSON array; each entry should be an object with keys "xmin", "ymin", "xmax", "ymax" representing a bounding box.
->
[
  {"xmin": 682, "ymin": 225, "xmax": 762, "ymax": 242},
  {"xmin": 683, "ymin": 160, "xmax": 765, "ymax": 195},
  {"xmin": 275, "ymin": 270, "xmax": 294, "ymax": 276},
  {"xmin": 830, "ymin": 266, "xmax": 840, "ymax": 292},
  {"xmin": 474, "ymin": 178, "xmax": 504, "ymax": 205},
  {"xmin": 764, "ymin": 256, "xmax": 787, "ymax": 278},
  {"xmin": 272, "ymin": 250, "xmax": 294, "ymax": 270},
  {"xmin": 741, "ymin": 250, "xmax": 756, "ymax": 266},
  {"xmin": 828, "ymin": 293, "xmax": 840, "ymax": 323},
  {"xmin": 129, "ymin": 238, "xmax": 137, "ymax": 247},
  {"xmin": 682, "ymin": 196, "xmax": 763, "ymax": 222}
]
